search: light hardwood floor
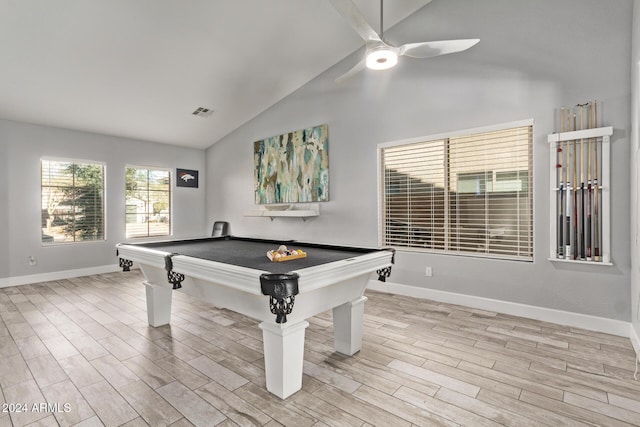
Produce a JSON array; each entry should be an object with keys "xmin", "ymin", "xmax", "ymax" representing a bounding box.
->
[{"xmin": 1, "ymin": 271, "xmax": 640, "ymax": 426}]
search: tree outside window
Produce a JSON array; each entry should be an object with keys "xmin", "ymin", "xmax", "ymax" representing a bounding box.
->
[{"xmin": 41, "ymin": 160, "xmax": 105, "ymax": 243}]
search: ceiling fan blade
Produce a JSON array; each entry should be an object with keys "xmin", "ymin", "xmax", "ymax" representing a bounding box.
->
[
  {"xmin": 335, "ymin": 58, "xmax": 366, "ymax": 84},
  {"xmin": 399, "ymin": 39, "xmax": 480, "ymax": 59},
  {"xmin": 328, "ymin": 0, "xmax": 381, "ymax": 42}
]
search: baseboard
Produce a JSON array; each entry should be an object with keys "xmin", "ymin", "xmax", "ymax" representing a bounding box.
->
[
  {"xmin": 1, "ymin": 270, "xmax": 633, "ymax": 339},
  {"xmin": 0, "ymin": 264, "xmax": 122, "ymax": 288},
  {"xmin": 368, "ymin": 280, "xmax": 630, "ymax": 338}
]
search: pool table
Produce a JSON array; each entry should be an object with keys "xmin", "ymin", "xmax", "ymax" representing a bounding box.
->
[{"xmin": 116, "ymin": 236, "xmax": 394, "ymax": 398}]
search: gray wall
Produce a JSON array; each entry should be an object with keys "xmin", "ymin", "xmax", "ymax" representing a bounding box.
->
[
  {"xmin": 206, "ymin": 0, "xmax": 633, "ymax": 321},
  {"xmin": 0, "ymin": 130, "xmax": 8, "ymax": 278},
  {"xmin": 631, "ymin": 0, "xmax": 640, "ymax": 340},
  {"xmin": 1, "ymin": 119, "xmax": 207, "ymax": 279}
]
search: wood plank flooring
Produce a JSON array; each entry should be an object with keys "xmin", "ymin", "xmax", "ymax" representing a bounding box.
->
[{"xmin": 1, "ymin": 271, "xmax": 640, "ymax": 426}]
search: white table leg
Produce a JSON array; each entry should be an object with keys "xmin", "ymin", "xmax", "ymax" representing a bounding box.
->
[
  {"xmin": 332, "ymin": 295, "xmax": 367, "ymax": 355},
  {"xmin": 144, "ymin": 281, "xmax": 173, "ymax": 327},
  {"xmin": 258, "ymin": 320, "xmax": 309, "ymax": 399}
]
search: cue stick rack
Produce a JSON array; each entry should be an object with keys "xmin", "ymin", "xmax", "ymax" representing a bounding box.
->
[{"xmin": 548, "ymin": 101, "xmax": 613, "ymax": 265}]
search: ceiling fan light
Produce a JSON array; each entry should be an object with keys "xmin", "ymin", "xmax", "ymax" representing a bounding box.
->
[{"xmin": 366, "ymin": 48, "xmax": 398, "ymax": 70}]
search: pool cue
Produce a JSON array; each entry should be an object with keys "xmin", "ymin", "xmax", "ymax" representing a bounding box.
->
[
  {"xmin": 572, "ymin": 111, "xmax": 578, "ymax": 259},
  {"xmin": 557, "ymin": 107, "xmax": 565, "ymax": 257},
  {"xmin": 593, "ymin": 100, "xmax": 600, "ymax": 261},
  {"xmin": 565, "ymin": 108, "xmax": 572, "ymax": 259},
  {"xmin": 579, "ymin": 104, "xmax": 586, "ymax": 259},
  {"xmin": 586, "ymin": 102, "xmax": 593, "ymax": 260}
]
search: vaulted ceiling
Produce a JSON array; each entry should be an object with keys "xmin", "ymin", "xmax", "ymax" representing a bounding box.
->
[{"xmin": 0, "ymin": 0, "xmax": 431, "ymax": 149}]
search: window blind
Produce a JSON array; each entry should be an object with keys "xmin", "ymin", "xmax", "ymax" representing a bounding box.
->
[
  {"xmin": 381, "ymin": 125, "xmax": 533, "ymax": 261},
  {"xmin": 41, "ymin": 159, "xmax": 105, "ymax": 243}
]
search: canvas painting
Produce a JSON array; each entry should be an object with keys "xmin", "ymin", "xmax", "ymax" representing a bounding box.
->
[{"xmin": 254, "ymin": 124, "xmax": 329, "ymax": 204}]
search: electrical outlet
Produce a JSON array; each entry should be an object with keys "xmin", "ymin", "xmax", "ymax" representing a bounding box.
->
[
  {"xmin": 28, "ymin": 256, "xmax": 37, "ymax": 266},
  {"xmin": 425, "ymin": 266, "xmax": 432, "ymax": 277}
]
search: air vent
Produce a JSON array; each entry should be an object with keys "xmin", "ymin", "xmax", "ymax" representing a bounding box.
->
[{"xmin": 192, "ymin": 107, "xmax": 214, "ymax": 117}]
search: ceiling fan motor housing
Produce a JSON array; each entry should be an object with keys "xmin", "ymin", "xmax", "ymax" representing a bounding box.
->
[{"xmin": 366, "ymin": 45, "xmax": 398, "ymax": 70}]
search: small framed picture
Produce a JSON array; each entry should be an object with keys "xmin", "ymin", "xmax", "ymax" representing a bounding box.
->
[{"xmin": 177, "ymin": 168, "xmax": 198, "ymax": 188}]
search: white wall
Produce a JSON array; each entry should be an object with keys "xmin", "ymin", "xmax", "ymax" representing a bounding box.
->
[
  {"xmin": 631, "ymin": 0, "xmax": 640, "ymax": 348},
  {"xmin": 206, "ymin": 0, "xmax": 633, "ymax": 321},
  {"xmin": 0, "ymin": 119, "xmax": 207, "ymax": 280}
]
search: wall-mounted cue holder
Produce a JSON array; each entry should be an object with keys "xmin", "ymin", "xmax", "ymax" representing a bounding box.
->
[{"xmin": 548, "ymin": 102, "xmax": 613, "ymax": 265}]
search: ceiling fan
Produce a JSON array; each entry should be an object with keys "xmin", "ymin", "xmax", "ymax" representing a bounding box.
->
[{"xmin": 329, "ymin": 0, "xmax": 480, "ymax": 83}]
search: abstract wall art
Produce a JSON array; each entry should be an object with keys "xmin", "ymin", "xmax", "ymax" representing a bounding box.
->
[{"xmin": 254, "ymin": 124, "xmax": 329, "ymax": 204}]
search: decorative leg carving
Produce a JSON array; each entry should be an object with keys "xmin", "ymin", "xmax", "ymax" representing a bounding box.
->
[
  {"xmin": 163, "ymin": 254, "xmax": 184, "ymax": 289},
  {"xmin": 119, "ymin": 258, "xmax": 133, "ymax": 272},
  {"xmin": 260, "ymin": 273, "xmax": 300, "ymax": 324},
  {"xmin": 268, "ymin": 295, "xmax": 295, "ymax": 324},
  {"xmin": 167, "ymin": 270, "xmax": 185, "ymax": 290},
  {"xmin": 376, "ymin": 266, "xmax": 392, "ymax": 282},
  {"xmin": 376, "ymin": 248, "xmax": 396, "ymax": 282}
]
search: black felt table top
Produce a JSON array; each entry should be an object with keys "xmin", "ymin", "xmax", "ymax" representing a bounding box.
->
[{"xmin": 130, "ymin": 236, "xmax": 380, "ymax": 274}]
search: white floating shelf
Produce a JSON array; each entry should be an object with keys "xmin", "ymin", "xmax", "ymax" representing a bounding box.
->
[
  {"xmin": 244, "ymin": 209, "xmax": 319, "ymax": 221},
  {"xmin": 548, "ymin": 257, "xmax": 612, "ymax": 266},
  {"xmin": 548, "ymin": 126, "xmax": 612, "ymax": 143}
]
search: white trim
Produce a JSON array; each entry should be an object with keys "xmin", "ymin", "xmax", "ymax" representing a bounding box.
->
[
  {"xmin": 0, "ymin": 264, "xmax": 122, "ymax": 288},
  {"xmin": 41, "ymin": 156, "xmax": 107, "ymax": 167},
  {"xmin": 125, "ymin": 163, "xmax": 172, "ymax": 173},
  {"xmin": 368, "ymin": 280, "xmax": 630, "ymax": 337},
  {"xmin": 377, "ymin": 118, "xmax": 534, "ymax": 149}
]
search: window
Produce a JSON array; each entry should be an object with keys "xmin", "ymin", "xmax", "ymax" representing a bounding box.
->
[
  {"xmin": 380, "ymin": 123, "xmax": 533, "ymax": 261},
  {"xmin": 41, "ymin": 159, "xmax": 105, "ymax": 243},
  {"xmin": 125, "ymin": 167, "xmax": 171, "ymax": 238}
]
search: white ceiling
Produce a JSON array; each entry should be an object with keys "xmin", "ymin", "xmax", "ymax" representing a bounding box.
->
[{"xmin": 0, "ymin": 0, "xmax": 430, "ymax": 149}]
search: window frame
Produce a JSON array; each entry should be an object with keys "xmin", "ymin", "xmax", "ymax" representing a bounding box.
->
[
  {"xmin": 124, "ymin": 165, "xmax": 173, "ymax": 239},
  {"xmin": 377, "ymin": 119, "xmax": 534, "ymax": 261},
  {"xmin": 41, "ymin": 157, "xmax": 107, "ymax": 245}
]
